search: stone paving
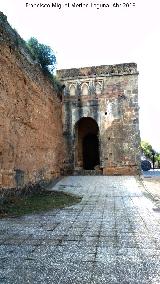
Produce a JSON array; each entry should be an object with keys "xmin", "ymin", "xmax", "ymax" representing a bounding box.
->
[{"xmin": 0, "ymin": 176, "xmax": 160, "ymax": 284}]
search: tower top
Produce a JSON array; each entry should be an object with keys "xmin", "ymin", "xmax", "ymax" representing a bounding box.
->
[{"xmin": 57, "ymin": 63, "xmax": 138, "ymax": 80}]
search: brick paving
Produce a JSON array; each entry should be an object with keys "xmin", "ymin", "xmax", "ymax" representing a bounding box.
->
[{"xmin": 0, "ymin": 176, "xmax": 160, "ymax": 283}]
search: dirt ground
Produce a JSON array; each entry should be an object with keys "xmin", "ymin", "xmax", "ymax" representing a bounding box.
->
[{"xmin": 141, "ymin": 176, "xmax": 160, "ymax": 208}]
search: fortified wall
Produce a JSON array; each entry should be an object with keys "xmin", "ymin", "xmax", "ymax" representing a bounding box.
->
[
  {"xmin": 57, "ymin": 64, "xmax": 141, "ymax": 175},
  {"xmin": 0, "ymin": 13, "xmax": 64, "ymax": 195},
  {"xmin": 0, "ymin": 12, "xmax": 141, "ymax": 199}
]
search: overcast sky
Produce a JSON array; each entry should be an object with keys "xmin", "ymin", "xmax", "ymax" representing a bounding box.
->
[{"xmin": 1, "ymin": 0, "xmax": 160, "ymax": 151}]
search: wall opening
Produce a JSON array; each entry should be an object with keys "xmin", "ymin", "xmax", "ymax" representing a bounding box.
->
[
  {"xmin": 83, "ymin": 134, "xmax": 99, "ymax": 170},
  {"xmin": 75, "ymin": 117, "xmax": 100, "ymax": 170}
]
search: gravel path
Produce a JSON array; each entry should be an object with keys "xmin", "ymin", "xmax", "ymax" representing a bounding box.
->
[{"xmin": 0, "ymin": 176, "xmax": 160, "ymax": 283}]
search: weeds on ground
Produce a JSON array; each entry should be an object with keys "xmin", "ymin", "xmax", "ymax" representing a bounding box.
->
[{"xmin": 0, "ymin": 191, "xmax": 81, "ymax": 218}]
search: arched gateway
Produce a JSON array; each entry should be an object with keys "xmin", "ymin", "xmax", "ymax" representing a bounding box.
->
[
  {"xmin": 75, "ymin": 118, "xmax": 100, "ymax": 170},
  {"xmin": 58, "ymin": 63, "xmax": 141, "ymax": 175}
]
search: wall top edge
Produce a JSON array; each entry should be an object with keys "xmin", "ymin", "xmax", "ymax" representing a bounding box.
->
[{"xmin": 57, "ymin": 63, "xmax": 138, "ymax": 79}]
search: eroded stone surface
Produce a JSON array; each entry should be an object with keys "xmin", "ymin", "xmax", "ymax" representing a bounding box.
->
[
  {"xmin": 0, "ymin": 12, "xmax": 141, "ymax": 198},
  {"xmin": 0, "ymin": 13, "xmax": 64, "ymax": 192},
  {"xmin": 58, "ymin": 64, "xmax": 141, "ymax": 175},
  {"xmin": 0, "ymin": 176, "xmax": 160, "ymax": 283}
]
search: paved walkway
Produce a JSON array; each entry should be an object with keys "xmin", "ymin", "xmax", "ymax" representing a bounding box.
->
[{"xmin": 1, "ymin": 176, "xmax": 160, "ymax": 284}]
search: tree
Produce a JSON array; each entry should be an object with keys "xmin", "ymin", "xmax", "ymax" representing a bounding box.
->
[
  {"xmin": 27, "ymin": 37, "xmax": 56, "ymax": 74},
  {"xmin": 141, "ymin": 141, "xmax": 159, "ymax": 169},
  {"xmin": 141, "ymin": 141, "xmax": 154, "ymax": 160},
  {"xmin": 155, "ymin": 153, "xmax": 160, "ymax": 168}
]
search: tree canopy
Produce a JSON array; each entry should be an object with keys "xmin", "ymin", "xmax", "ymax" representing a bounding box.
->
[
  {"xmin": 141, "ymin": 141, "xmax": 160, "ymax": 169},
  {"xmin": 155, "ymin": 153, "xmax": 160, "ymax": 168},
  {"xmin": 141, "ymin": 141, "xmax": 155, "ymax": 160},
  {"xmin": 27, "ymin": 37, "xmax": 56, "ymax": 74}
]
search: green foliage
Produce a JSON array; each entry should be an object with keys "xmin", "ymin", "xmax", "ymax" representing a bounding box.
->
[
  {"xmin": 0, "ymin": 191, "xmax": 81, "ymax": 217},
  {"xmin": 52, "ymin": 75, "xmax": 64, "ymax": 93},
  {"xmin": 141, "ymin": 140, "xmax": 160, "ymax": 168},
  {"xmin": 0, "ymin": 12, "xmax": 7, "ymax": 22},
  {"xmin": 141, "ymin": 141, "xmax": 155, "ymax": 160},
  {"xmin": 26, "ymin": 37, "xmax": 63, "ymax": 94},
  {"xmin": 155, "ymin": 153, "xmax": 160, "ymax": 168},
  {"xmin": 27, "ymin": 37, "xmax": 56, "ymax": 73}
]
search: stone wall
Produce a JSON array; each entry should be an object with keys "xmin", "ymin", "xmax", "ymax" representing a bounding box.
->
[
  {"xmin": 0, "ymin": 13, "xmax": 64, "ymax": 195},
  {"xmin": 57, "ymin": 64, "xmax": 141, "ymax": 175},
  {"xmin": 0, "ymin": 11, "xmax": 141, "ymax": 197}
]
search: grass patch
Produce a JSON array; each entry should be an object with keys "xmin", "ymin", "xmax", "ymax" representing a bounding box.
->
[{"xmin": 0, "ymin": 191, "xmax": 81, "ymax": 218}]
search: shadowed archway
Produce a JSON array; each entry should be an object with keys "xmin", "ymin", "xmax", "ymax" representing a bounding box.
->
[{"xmin": 75, "ymin": 117, "xmax": 100, "ymax": 170}]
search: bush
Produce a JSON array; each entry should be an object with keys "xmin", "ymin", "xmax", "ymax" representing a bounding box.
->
[
  {"xmin": 141, "ymin": 160, "xmax": 151, "ymax": 171},
  {"xmin": 27, "ymin": 37, "xmax": 56, "ymax": 73},
  {"xmin": 26, "ymin": 37, "xmax": 64, "ymax": 94}
]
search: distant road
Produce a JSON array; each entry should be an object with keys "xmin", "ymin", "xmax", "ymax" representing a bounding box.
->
[{"xmin": 143, "ymin": 169, "xmax": 160, "ymax": 177}]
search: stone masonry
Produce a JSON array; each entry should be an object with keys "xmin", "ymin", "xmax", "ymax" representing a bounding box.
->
[
  {"xmin": 57, "ymin": 64, "xmax": 141, "ymax": 175},
  {"xmin": 0, "ymin": 13, "xmax": 64, "ymax": 194},
  {"xmin": 0, "ymin": 12, "xmax": 141, "ymax": 199}
]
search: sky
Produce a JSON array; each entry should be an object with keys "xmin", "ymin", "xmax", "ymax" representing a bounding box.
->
[{"xmin": 0, "ymin": 0, "xmax": 160, "ymax": 151}]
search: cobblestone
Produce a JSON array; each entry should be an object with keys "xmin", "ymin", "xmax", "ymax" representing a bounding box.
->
[{"xmin": 0, "ymin": 176, "xmax": 160, "ymax": 283}]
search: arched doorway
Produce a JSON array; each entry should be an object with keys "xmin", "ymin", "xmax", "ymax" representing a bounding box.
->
[
  {"xmin": 75, "ymin": 117, "xmax": 100, "ymax": 170},
  {"xmin": 83, "ymin": 134, "xmax": 100, "ymax": 170}
]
